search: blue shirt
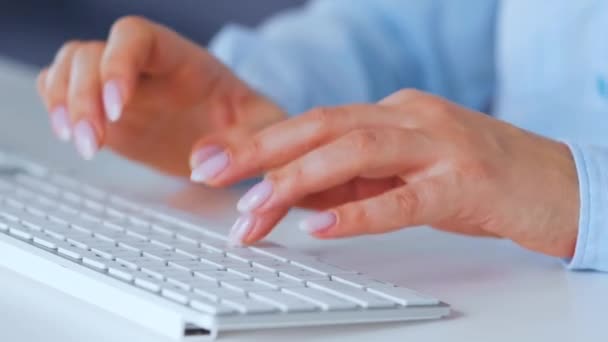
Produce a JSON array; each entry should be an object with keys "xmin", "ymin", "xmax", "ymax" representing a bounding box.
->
[{"xmin": 209, "ymin": 0, "xmax": 608, "ymax": 271}]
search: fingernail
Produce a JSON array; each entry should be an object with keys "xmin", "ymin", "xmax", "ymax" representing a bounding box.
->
[
  {"xmin": 299, "ymin": 212, "xmax": 337, "ymax": 233},
  {"xmin": 73, "ymin": 120, "xmax": 98, "ymax": 160},
  {"xmin": 103, "ymin": 80, "xmax": 123, "ymax": 122},
  {"xmin": 190, "ymin": 145, "xmax": 223, "ymax": 169},
  {"xmin": 237, "ymin": 180, "xmax": 273, "ymax": 213},
  {"xmin": 190, "ymin": 150, "xmax": 230, "ymax": 183},
  {"xmin": 50, "ymin": 106, "xmax": 71, "ymax": 141},
  {"xmin": 228, "ymin": 214, "xmax": 255, "ymax": 247}
]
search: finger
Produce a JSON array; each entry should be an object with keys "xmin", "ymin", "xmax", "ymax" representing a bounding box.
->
[
  {"xmin": 190, "ymin": 104, "xmax": 409, "ymax": 186},
  {"xmin": 296, "ymin": 177, "xmax": 403, "ymax": 210},
  {"xmin": 100, "ymin": 16, "xmax": 202, "ymax": 122},
  {"xmin": 44, "ymin": 41, "xmax": 81, "ymax": 109},
  {"xmin": 36, "ymin": 67, "xmax": 49, "ymax": 97},
  {"xmin": 235, "ymin": 127, "xmax": 429, "ymax": 214},
  {"xmin": 238, "ymin": 178, "xmax": 402, "ymax": 245},
  {"xmin": 38, "ymin": 67, "xmax": 72, "ymax": 142},
  {"xmin": 378, "ymin": 88, "xmax": 427, "ymax": 106},
  {"xmin": 228, "ymin": 208, "xmax": 289, "ymax": 246},
  {"xmin": 301, "ymin": 177, "xmax": 450, "ymax": 239},
  {"xmin": 67, "ymin": 42, "xmax": 106, "ymax": 160}
]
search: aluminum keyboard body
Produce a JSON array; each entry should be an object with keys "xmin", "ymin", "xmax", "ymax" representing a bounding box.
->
[{"xmin": 0, "ymin": 154, "xmax": 449, "ymax": 340}]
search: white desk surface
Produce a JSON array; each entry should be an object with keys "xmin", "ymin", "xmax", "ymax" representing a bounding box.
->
[{"xmin": 0, "ymin": 57, "xmax": 605, "ymax": 342}]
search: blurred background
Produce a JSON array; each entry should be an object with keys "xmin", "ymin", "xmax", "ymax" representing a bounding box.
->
[{"xmin": 0, "ymin": 0, "xmax": 306, "ymax": 67}]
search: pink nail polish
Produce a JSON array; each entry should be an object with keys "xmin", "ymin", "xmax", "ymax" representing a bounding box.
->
[
  {"xmin": 190, "ymin": 151, "xmax": 230, "ymax": 182},
  {"xmin": 103, "ymin": 80, "xmax": 123, "ymax": 122},
  {"xmin": 299, "ymin": 212, "xmax": 337, "ymax": 233},
  {"xmin": 50, "ymin": 106, "xmax": 72, "ymax": 141},
  {"xmin": 73, "ymin": 120, "xmax": 98, "ymax": 160},
  {"xmin": 190, "ymin": 145, "xmax": 223, "ymax": 169},
  {"xmin": 228, "ymin": 214, "xmax": 255, "ymax": 247},
  {"xmin": 237, "ymin": 180, "xmax": 273, "ymax": 213}
]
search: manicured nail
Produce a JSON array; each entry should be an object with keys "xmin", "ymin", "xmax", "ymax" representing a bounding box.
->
[
  {"xmin": 299, "ymin": 212, "xmax": 337, "ymax": 233},
  {"xmin": 190, "ymin": 145, "xmax": 223, "ymax": 169},
  {"xmin": 228, "ymin": 214, "xmax": 255, "ymax": 247},
  {"xmin": 50, "ymin": 106, "xmax": 71, "ymax": 141},
  {"xmin": 237, "ymin": 180, "xmax": 273, "ymax": 213},
  {"xmin": 103, "ymin": 80, "xmax": 123, "ymax": 122},
  {"xmin": 190, "ymin": 150, "xmax": 230, "ymax": 183},
  {"xmin": 73, "ymin": 120, "xmax": 98, "ymax": 160}
]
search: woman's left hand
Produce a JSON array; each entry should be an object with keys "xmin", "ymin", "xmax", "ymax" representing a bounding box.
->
[{"xmin": 190, "ymin": 89, "xmax": 580, "ymax": 258}]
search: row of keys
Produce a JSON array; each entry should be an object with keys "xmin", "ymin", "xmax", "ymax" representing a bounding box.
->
[{"xmin": 0, "ymin": 171, "xmax": 439, "ymax": 313}]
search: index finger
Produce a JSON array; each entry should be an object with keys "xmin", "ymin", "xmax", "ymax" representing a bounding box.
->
[{"xmin": 190, "ymin": 104, "xmax": 404, "ymax": 186}]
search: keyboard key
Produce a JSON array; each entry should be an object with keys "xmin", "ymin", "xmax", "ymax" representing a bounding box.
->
[
  {"xmin": 278, "ymin": 267, "xmax": 330, "ymax": 282},
  {"xmin": 249, "ymin": 291, "xmax": 319, "ymax": 313},
  {"xmin": 56, "ymin": 244, "xmax": 83, "ymax": 260},
  {"xmin": 253, "ymin": 277, "xmax": 305, "ymax": 290},
  {"xmin": 307, "ymin": 280, "xmax": 396, "ymax": 309},
  {"xmin": 221, "ymin": 297, "xmax": 278, "ymax": 314},
  {"xmin": 281, "ymin": 288, "xmax": 358, "ymax": 311},
  {"xmin": 134, "ymin": 272, "xmax": 165, "ymax": 293},
  {"xmin": 5, "ymin": 198, "xmax": 25, "ymax": 209},
  {"xmin": 0, "ymin": 206, "xmax": 24, "ymax": 222},
  {"xmin": 289, "ymin": 260, "xmax": 358, "ymax": 276},
  {"xmin": 82, "ymin": 254, "xmax": 109, "ymax": 271},
  {"xmin": 193, "ymin": 287, "xmax": 244, "ymax": 301},
  {"xmin": 108, "ymin": 263, "xmax": 136, "ymax": 282},
  {"xmin": 194, "ymin": 269, "xmax": 246, "ymax": 282},
  {"xmin": 31, "ymin": 232, "xmax": 58, "ymax": 250},
  {"xmin": 190, "ymin": 297, "xmax": 236, "ymax": 316},
  {"xmin": 220, "ymin": 280, "xmax": 276, "ymax": 294},
  {"xmin": 366, "ymin": 285, "xmax": 440, "ymax": 306},
  {"xmin": 331, "ymin": 274, "xmax": 389, "ymax": 288},
  {"xmin": 161, "ymin": 286, "xmax": 191, "ymax": 305},
  {"xmin": 226, "ymin": 267, "xmax": 278, "ymax": 280},
  {"xmin": 168, "ymin": 260, "xmax": 220, "ymax": 273},
  {"xmin": 250, "ymin": 259, "xmax": 291, "ymax": 272},
  {"xmin": 200, "ymin": 255, "xmax": 250, "ymax": 270},
  {"xmin": 8, "ymin": 226, "xmax": 32, "ymax": 241},
  {"xmin": 248, "ymin": 246, "xmax": 291, "ymax": 262}
]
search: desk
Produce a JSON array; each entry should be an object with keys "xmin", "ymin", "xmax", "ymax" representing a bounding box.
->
[{"xmin": 0, "ymin": 57, "xmax": 605, "ymax": 342}]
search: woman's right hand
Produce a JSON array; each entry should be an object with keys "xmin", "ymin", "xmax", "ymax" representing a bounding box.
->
[{"xmin": 36, "ymin": 16, "xmax": 285, "ymax": 176}]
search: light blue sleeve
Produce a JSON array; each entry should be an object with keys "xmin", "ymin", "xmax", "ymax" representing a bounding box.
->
[
  {"xmin": 208, "ymin": 0, "xmax": 498, "ymax": 115},
  {"xmin": 567, "ymin": 144, "xmax": 608, "ymax": 272}
]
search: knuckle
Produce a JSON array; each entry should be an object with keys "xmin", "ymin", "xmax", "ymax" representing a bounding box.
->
[
  {"xmin": 235, "ymin": 135, "xmax": 268, "ymax": 175},
  {"xmin": 395, "ymin": 88, "xmax": 424, "ymax": 101},
  {"xmin": 307, "ymin": 107, "xmax": 336, "ymax": 130},
  {"xmin": 269, "ymin": 166, "xmax": 300, "ymax": 198},
  {"xmin": 394, "ymin": 189, "xmax": 419, "ymax": 218},
  {"xmin": 348, "ymin": 129, "xmax": 379, "ymax": 155},
  {"xmin": 80, "ymin": 41, "xmax": 105, "ymax": 53},
  {"xmin": 55, "ymin": 40, "xmax": 81, "ymax": 62},
  {"xmin": 456, "ymin": 157, "xmax": 496, "ymax": 183},
  {"xmin": 344, "ymin": 204, "xmax": 372, "ymax": 234},
  {"xmin": 72, "ymin": 42, "xmax": 104, "ymax": 62},
  {"xmin": 111, "ymin": 15, "xmax": 149, "ymax": 35},
  {"xmin": 245, "ymin": 135, "xmax": 265, "ymax": 160},
  {"xmin": 417, "ymin": 97, "xmax": 453, "ymax": 122},
  {"xmin": 68, "ymin": 95, "xmax": 98, "ymax": 119}
]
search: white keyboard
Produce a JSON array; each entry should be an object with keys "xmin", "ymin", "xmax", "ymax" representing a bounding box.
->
[{"xmin": 0, "ymin": 154, "xmax": 449, "ymax": 340}]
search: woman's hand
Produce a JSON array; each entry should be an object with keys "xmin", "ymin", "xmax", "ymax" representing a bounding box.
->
[
  {"xmin": 191, "ymin": 89, "xmax": 579, "ymax": 258},
  {"xmin": 36, "ymin": 16, "xmax": 284, "ymax": 176}
]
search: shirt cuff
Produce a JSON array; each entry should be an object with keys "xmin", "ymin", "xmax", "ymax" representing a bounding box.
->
[{"xmin": 564, "ymin": 143, "xmax": 608, "ymax": 271}]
